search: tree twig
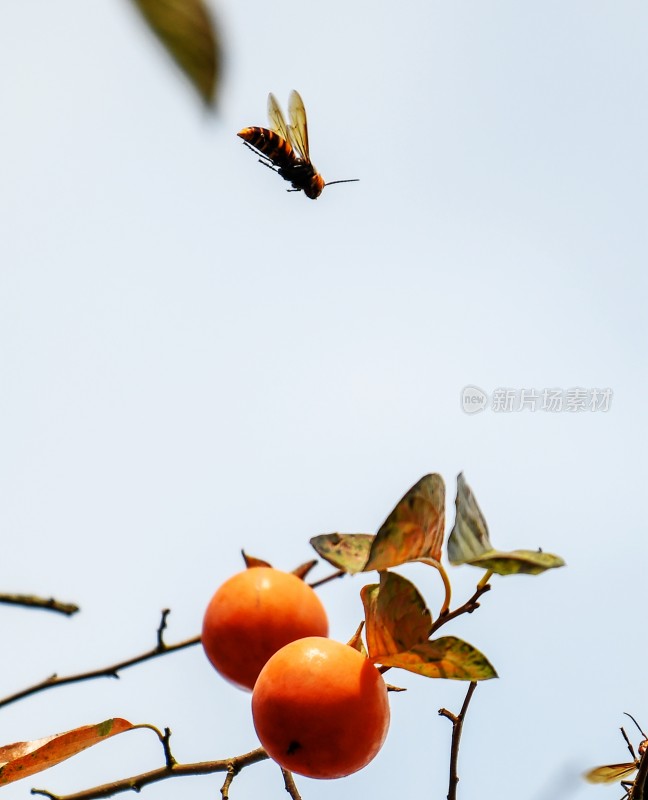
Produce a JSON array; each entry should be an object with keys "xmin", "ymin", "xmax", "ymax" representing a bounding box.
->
[
  {"xmin": 430, "ymin": 583, "xmax": 491, "ymax": 634},
  {"xmin": 280, "ymin": 768, "xmax": 302, "ymax": 800},
  {"xmin": 0, "ymin": 610, "xmax": 200, "ymax": 710},
  {"xmin": 0, "ymin": 594, "xmax": 79, "ymax": 616},
  {"xmin": 220, "ymin": 765, "xmax": 237, "ymax": 800},
  {"xmin": 438, "ymin": 681, "xmax": 478, "ymax": 800},
  {"xmin": 308, "ymin": 569, "xmax": 345, "ymax": 589},
  {"xmin": 31, "ymin": 748, "xmax": 269, "ymax": 800}
]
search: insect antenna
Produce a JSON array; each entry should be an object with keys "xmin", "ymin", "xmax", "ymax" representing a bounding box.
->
[
  {"xmin": 324, "ymin": 179, "xmax": 360, "ymax": 187},
  {"xmin": 624, "ymin": 714, "xmax": 648, "ymax": 741}
]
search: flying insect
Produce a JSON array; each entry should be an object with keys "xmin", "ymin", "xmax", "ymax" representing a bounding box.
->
[
  {"xmin": 585, "ymin": 714, "xmax": 648, "ymax": 799},
  {"xmin": 237, "ymin": 91, "xmax": 358, "ymax": 199}
]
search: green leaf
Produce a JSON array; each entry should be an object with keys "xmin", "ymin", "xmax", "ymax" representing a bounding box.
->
[
  {"xmin": 447, "ymin": 473, "xmax": 492, "ymax": 564},
  {"xmin": 364, "ymin": 474, "xmax": 446, "ymax": 571},
  {"xmin": 361, "ymin": 572, "xmax": 432, "ymax": 659},
  {"xmin": 129, "ymin": 0, "xmax": 221, "ymax": 106},
  {"xmin": 448, "ymin": 473, "xmax": 565, "ymax": 575},
  {"xmin": 468, "ymin": 549, "xmax": 566, "ymax": 575},
  {"xmin": 309, "ymin": 533, "xmax": 374, "ymax": 574},
  {"xmin": 0, "ymin": 719, "xmax": 135, "ymax": 786},
  {"xmin": 375, "ymin": 637, "xmax": 498, "ymax": 681}
]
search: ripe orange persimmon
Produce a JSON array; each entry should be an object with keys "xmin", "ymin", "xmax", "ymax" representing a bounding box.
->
[
  {"xmin": 202, "ymin": 567, "xmax": 329, "ymax": 691},
  {"xmin": 252, "ymin": 636, "xmax": 390, "ymax": 779}
]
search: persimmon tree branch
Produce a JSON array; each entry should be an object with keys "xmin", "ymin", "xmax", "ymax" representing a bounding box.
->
[
  {"xmin": 280, "ymin": 768, "xmax": 303, "ymax": 800},
  {"xmin": 438, "ymin": 681, "xmax": 478, "ymax": 800},
  {"xmin": 0, "ymin": 610, "xmax": 200, "ymax": 710},
  {"xmin": 430, "ymin": 581, "xmax": 491, "ymax": 634},
  {"xmin": 308, "ymin": 569, "xmax": 345, "ymax": 589},
  {"xmin": 31, "ymin": 747, "xmax": 269, "ymax": 800},
  {"xmin": 0, "ymin": 593, "xmax": 79, "ymax": 616}
]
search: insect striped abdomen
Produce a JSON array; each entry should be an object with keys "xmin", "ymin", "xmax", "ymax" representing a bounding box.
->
[{"xmin": 237, "ymin": 127, "xmax": 294, "ymax": 169}]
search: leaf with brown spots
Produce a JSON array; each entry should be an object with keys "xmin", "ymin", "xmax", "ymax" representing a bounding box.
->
[
  {"xmin": 363, "ymin": 474, "xmax": 445, "ymax": 571},
  {"xmin": 309, "ymin": 533, "xmax": 374, "ymax": 574},
  {"xmin": 361, "ymin": 571, "xmax": 432, "ymax": 659},
  {"xmin": 375, "ymin": 637, "xmax": 497, "ymax": 681}
]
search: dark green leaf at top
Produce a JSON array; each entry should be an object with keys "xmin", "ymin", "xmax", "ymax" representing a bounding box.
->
[
  {"xmin": 448, "ymin": 473, "xmax": 565, "ymax": 575},
  {"xmin": 129, "ymin": 0, "xmax": 221, "ymax": 106}
]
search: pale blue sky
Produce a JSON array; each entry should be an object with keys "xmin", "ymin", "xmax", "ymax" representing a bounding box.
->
[{"xmin": 0, "ymin": 3, "xmax": 646, "ymax": 800}]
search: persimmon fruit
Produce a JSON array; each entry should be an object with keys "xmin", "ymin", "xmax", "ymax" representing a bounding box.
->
[
  {"xmin": 202, "ymin": 567, "xmax": 329, "ymax": 691},
  {"xmin": 252, "ymin": 636, "xmax": 390, "ymax": 779}
]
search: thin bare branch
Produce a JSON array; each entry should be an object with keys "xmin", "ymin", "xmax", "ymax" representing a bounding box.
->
[
  {"xmin": 0, "ymin": 594, "xmax": 79, "ymax": 616},
  {"xmin": 439, "ymin": 681, "xmax": 478, "ymax": 800},
  {"xmin": 308, "ymin": 569, "xmax": 345, "ymax": 589},
  {"xmin": 31, "ymin": 748, "xmax": 269, "ymax": 800},
  {"xmin": 156, "ymin": 609, "xmax": 171, "ymax": 650},
  {"xmin": 160, "ymin": 728, "xmax": 176, "ymax": 768},
  {"xmin": 220, "ymin": 766, "xmax": 237, "ymax": 800},
  {"xmin": 0, "ymin": 611, "xmax": 200, "ymax": 710},
  {"xmin": 431, "ymin": 583, "xmax": 491, "ymax": 634},
  {"xmin": 281, "ymin": 769, "xmax": 302, "ymax": 800}
]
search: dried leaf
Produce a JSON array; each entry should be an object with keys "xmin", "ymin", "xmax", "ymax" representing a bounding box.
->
[
  {"xmin": 291, "ymin": 559, "xmax": 318, "ymax": 580},
  {"xmin": 309, "ymin": 533, "xmax": 374, "ymax": 574},
  {"xmin": 0, "ymin": 719, "xmax": 135, "ymax": 786},
  {"xmin": 375, "ymin": 637, "xmax": 497, "ymax": 681},
  {"xmin": 364, "ymin": 474, "xmax": 445, "ymax": 571},
  {"xmin": 241, "ymin": 551, "xmax": 272, "ymax": 569},
  {"xmin": 361, "ymin": 572, "xmax": 432, "ymax": 659},
  {"xmin": 448, "ymin": 474, "xmax": 565, "ymax": 575},
  {"xmin": 346, "ymin": 622, "xmax": 368, "ymax": 657},
  {"xmin": 130, "ymin": 0, "xmax": 220, "ymax": 106}
]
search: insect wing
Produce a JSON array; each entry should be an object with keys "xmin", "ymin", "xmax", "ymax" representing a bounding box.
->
[
  {"xmin": 585, "ymin": 763, "xmax": 638, "ymax": 784},
  {"xmin": 288, "ymin": 89, "xmax": 311, "ymax": 162},
  {"xmin": 267, "ymin": 93, "xmax": 292, "ymax": 145}
]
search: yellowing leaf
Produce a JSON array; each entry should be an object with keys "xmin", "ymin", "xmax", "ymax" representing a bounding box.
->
[
  {"xmin": 361, "ymin": 571, "xmax": 432, "ymax": 659},
  {"xmin": 309, "ymin": 533, "xmax": 374, "ymax": 574},
  {"xmin": 129, "ymin": 0, "xmax": 221, "ymax": 106},
  {"xmin": 0, "ymin": 719, "xmax": 135, "ymax": 786},
  {"xmin": 448, "ymin": 473, "xmax": 565, "ymax": 575},
  {"xmin": 364, "ymin": 474, "xmax": 445, "ymax": 572},
  {"xmin": 468, "ymin": 549, "xmax": 566, "ymax": 575},
  {"xmin": 375, "ymin": 637, "xmax": 497, "ymax": 681}
]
